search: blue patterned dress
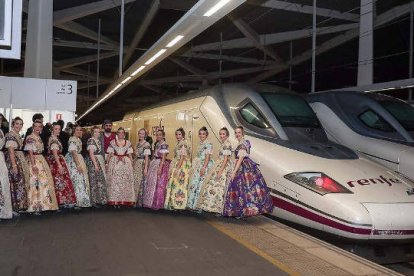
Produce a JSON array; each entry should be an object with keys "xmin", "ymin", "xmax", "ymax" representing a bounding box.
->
[
  {"xmin": 187, "ymin": 140, "xmax": 214, "ymax": 210},
  {"xmin": 222, "ymin": 139, "xmax": 273, "ymax": 217}
]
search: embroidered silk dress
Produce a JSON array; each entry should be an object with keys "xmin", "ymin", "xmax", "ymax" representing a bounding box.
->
[
  {"xmin": 0, "ymin": 130, "xmax": 13, "ymax": 219},
  {"xmin": 66, "ymin": 136, "xmax": 91, "ymax": 207},
  {"xmin": 133, "ymin": 141, "xmax": 151, "ymax": 206},
  {"xmin": 197, "ymin": 139, "xmax": 233, "ymax": 214},
  {"xmin": 24, "ymin": 134, "xmax": 58, "ymax": 212},
  {"xmin": 85, "ymin": 138, "xmax": 107, "ymax": 205},
  {"xmin": 46, "ymin": 135, "xmax": 77, "ymax": 207},
  {"xmin": 187, "ymin": 140, "xmax": 214, "ymax": 210},
  {"xmin": 223, "ymin": 139, "xmax": 273, "ymax": 217},
  {"xmin": 106, "ymin": 140, "xmax": 135, "ymax": 206},
  {"xmin": 164, "ymin": 139, "xmax": 191, "ymax": 210},
  {"xmin": 142, "ymin": 141, "xmax": 170, "ymax": 210},
  {"xmin": 4, "ymin": 130, "xmax": 29, "ymax": 211}
]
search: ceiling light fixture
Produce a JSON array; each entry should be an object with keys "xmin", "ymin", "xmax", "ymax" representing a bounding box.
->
[
  {"xmin": 114, "ymin": 83, "xmax": 122, "ymax": 90},
  {"xmin": 131, "ymin": 65, "xmax": 146, "ymax": 76},
  {"xmin": 203, "ymin": 0, "xmax": 231, "ymax": 17},
  {"xmin": 166, "ymin": 35, "xmax": 184, "ymax": 47},
  {"xmin": 145, "ymin": 49, "xmax": 167, "ymax": 65}
]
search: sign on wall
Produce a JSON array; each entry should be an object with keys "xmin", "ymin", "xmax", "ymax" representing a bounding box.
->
[
  {"xmin": 46, "ymin": 79, "xmax": 77, "ymax": 111},
  {"xmin": 0, "ymin": 76, "xmax": 77, "ymax": 111}
]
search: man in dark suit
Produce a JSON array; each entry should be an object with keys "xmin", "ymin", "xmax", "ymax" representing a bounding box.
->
[{"xmin": 57, "ymin": 120, "xmax": 69, "ymax": 156}]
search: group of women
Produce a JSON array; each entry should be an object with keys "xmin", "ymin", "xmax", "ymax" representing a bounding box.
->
[{"xmin": 0, "ymin": 116, "xmax": 273, "ymax": 220}]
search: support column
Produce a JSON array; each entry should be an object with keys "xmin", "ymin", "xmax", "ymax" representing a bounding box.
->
[
  {"xmin": 357, "ymin": 0, "xmax": 374, "ymax": 86},
  {"xmin": 24, "ymin": 0, "xmax": 53, "ymax": 79}
]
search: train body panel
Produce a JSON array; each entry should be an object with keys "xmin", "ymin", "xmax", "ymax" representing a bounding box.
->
[{"xmin": 97, "ymin": 84, "xmax": 414, "ymax": 241}]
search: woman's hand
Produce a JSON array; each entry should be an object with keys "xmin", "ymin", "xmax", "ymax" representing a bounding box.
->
[
  {"xmin": 157, "ymin": 166, "xmax": 162, "ymax": 176},
  {"xmin": 230, "ymin": 171, "xmax": 236, "ymax": 181},
  {"xmin": 200, "ymin": 167, "xmax": 206, "ymax": 177},
  {"xmin": 77, "ymin": 165, "xmax": 83, "ymax": 173},
  {"xmin": 144, "ymin": 169, "xmax": 148, "ymax": 177},
  {"xmin": 11, "ymin": 165, "xmax": 18, "ymax": 175},
  {"xmin": 215, "ymin": 171, "xmax": 222, "ymax": 181},
  {"xmin": 58, "ymin": 165, "xmax": 65, "ymax": 175},
  {"xmin": 94, "ymin": 164, "xmax": 100, "ymax": 172},
  {"xmin": 173, "ymin": 168, "xmax": 179, "ymax": 178}
]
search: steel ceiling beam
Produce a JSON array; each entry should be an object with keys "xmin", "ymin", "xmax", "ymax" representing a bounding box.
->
[
  {"xmin": 55, "ymin": 51, "xmax": 118, "ymax": 69},
  {"xmin": 56, "ymin": 21, "xmax": 118, "ymax": 46},
  {"xmin": 53, "ymin": 40, "xmax": 127, "ymax": 51},
  {"xmin": 53, "ymin": 0, "xmax": 136, "ymax": 25},
  {"xmin": 248, "ymin": 1, "xmax": 414, "ymax": 83},
  {"xmin": 169, "ymin": 57, "xmax": 207, "ymax": 75},
  {"xmin": 256, "ymin": 0, "xmax": 359, "ymax": 22},
  {"xmin": 60, "ymin": 67, "xmax": 112, "ymax": 83},
  {"xmin": 188, "ymin": 23, "xmax": 358, "ymax": 52},
  {"xmin": 229, "ymin": 15, "xmax": 284, "ymax": 64},
  {"xmin": 180, "ymin": 52, "xmax": 277, "ymax": 65}
]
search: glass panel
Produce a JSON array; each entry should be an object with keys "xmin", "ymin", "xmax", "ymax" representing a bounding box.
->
[
  {"xmin": 380, "ymin": 101, "xmax": 414, "ymax": 131},
  {"xmin": 261, "ymin": 93, "xmax": 319, "ymax": 127},
  {"xmin": 359, "ymin": 109, "xmax": 395, "ymax": 132},
  {"xmin": 240, "ymin": 103, "xmax": 270, "ymax": 129}
]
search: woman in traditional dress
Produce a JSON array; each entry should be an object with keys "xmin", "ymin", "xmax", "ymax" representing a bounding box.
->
[
  {"xmin": 5, "ymin": 117, "xmax": 29, "ymax": 214},
  {"xmin": 187, "ymin": 127, "xmax": 214, "ymax": 211},
  {"xmin": 46, "ymin": 122, "xmax": 77, "ymax": 208},
  {"xmin": 25, "ymin": 120, "xmax": 58, "ymax": 213},
  {"xmin": 85, "ymin": 126, "xmax": 107, "ymax": 206},
  {"xmin": 164, "ymin": 128, "xmax": 191, "ymax": 210},
  {"xmin": 66, "ymin": 125, "xmax": 91, "ymax": 208},
  {"xmin": 133, "ymin": 128, "xmax": 151, "ymax": 207},
  {"xmin": 197, "ymin": 127, "xmax": 233, "ymax": 214},
  {"xmin": 0, "ymin": 129, "xmax": 13, "ymax": 219},
  {"xmin": 142, "ymin": 129, "xmax": 170, "ymax": 210},
  {"xmin": 106, "ymin": 127, "xmax": 135, "ymax": 207},
  {"xmin": 223, "ymin": 126, "xmax": 273, "ymax": 218}
]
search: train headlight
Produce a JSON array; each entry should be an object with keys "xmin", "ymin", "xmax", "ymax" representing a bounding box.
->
[{"xmin": 284, "ymin": 172, "xmax": 353, "ymax": 195}]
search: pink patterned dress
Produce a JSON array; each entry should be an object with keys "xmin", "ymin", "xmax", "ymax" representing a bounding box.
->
[
  {"xmin": 142, "ymin": 141, "xmax": 171, "ymax": 210},
  {"xmin": 106, "ymin": 139, "xmax": 135, "ymax": 206}
]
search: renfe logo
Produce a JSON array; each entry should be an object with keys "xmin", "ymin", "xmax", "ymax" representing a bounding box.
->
[{"xmin": 347, "ymin": 175, "xmax": 402, "ymax": 187}]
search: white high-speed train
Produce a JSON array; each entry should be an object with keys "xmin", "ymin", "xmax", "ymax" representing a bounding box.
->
[
  {"xmin": 306, "ymin": 91, "xmax": 414, "ymax": 181},
  {"xmin": 105, "ymin": 84, "xmax": 414, "ymax": 261}
]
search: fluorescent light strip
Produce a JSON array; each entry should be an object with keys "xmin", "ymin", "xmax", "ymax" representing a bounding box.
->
[
  {"xmin": 166, "ymin": 35, "xmax": 184, "ymax": 47},
  {"xmin": 145, "ymin": 49, "xmax": 167, "ymax": 65},
  {"xmin": 121, "ymin": 76, "xmax": 131, "ymax": 84},
  {"xmin": 114, "ymin": 83, "xmax": 122, "ymax": 90},
  {"xmin": 203, "ymin": 0, "xmax": 231, "ymax": 17},
  {"xmin": 131, "ymin": 65, "xmax": 146, "ymax": 76}
]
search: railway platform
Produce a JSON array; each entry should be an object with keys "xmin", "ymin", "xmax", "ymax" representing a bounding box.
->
[{"xmin": 0, "ymin": 208, "xmax": 400, "ymax": 276}]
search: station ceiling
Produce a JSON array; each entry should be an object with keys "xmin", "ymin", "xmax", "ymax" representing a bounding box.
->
[{"xmin": 3, "ymin": 0, "xmax": 413, "ymax": 124}]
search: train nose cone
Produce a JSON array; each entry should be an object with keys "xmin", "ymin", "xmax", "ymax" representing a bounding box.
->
[{"xmin": 362, "ymin": 203, "xmax": 414, "ymax": 239}]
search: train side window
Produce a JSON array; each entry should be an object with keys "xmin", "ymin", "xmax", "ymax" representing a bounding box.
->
[
  {"xmin": 240, "ymin": 103, "xmax": 271, "ymax": 129},
  {"xmin": 359, "ymin": 109, "xmax": 395, "ymax": 132}
]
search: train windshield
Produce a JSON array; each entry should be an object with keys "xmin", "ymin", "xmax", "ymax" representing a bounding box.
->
[
  {"xmin": 261, "ymin": 93, "xmax": 319, "ymax": 128},
  {"xmin": 380, "ymin": 100, "xmax": 414, "ymax": 131}
]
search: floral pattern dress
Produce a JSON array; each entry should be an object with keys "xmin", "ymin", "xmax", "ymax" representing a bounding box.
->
[
  {"xmin": 24, "ymin": 134, "xmax": 58, "ymax": 212},
  {"xmin": 222, "ymin": 139, "xmax": 273, "ymax": 217},
  {"xmin": 143, "ymin": 141, "xmax": 170, "ymax": 210},
  {"xmin": 85, "ymin": 138, "xmax": 107, "ymax": 205},
  {"xmin": 4, "ymin": 130, "xmax": 29, "ymax": 212},
  {"xmin": 197, "ymin": 139, "xmax": 233, "ymax": 214},
  {"xmin": 46, "ymin": 135, "xmax": 77, "ymax": 207},
  {"xmin": 65, "ymin": 136, "xmax": 91, "ymax": 208},
  {"xmin": 133, "ymin": 141, "xmax": 151, "ymax": 207},
  {"xmin": 187, "ymin": 140, "xmax": 214, "ymax": 210},
  {"xmin": 164, "ymin": 139, "xmax": 191, "ymax": 210},
  {"xmin": 0, "ymin": 130, "xmax": 13, "ymax": 219},
  {"xmin": 106, "ymin": 139, "xmax": 135, "ymax": 206}
]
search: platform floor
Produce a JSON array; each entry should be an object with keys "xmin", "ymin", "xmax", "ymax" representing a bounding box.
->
[{"xmin": 0, "ymin": 208, "xmax": 400, "ymax": 276}]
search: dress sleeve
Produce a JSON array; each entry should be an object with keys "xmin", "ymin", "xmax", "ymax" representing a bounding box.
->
[
  {"xmin": 143, "ymin": 142, "xmax": 151, "ymax": 156},
  {"xmin": 5, "ymin": 137, "xmax": 18, "ymax": 149},
  {"xmin": 179, "ymin": 142, "xmax": 188, "ymax": 156},
  {"xmin": 222, "ymin": 143, "xmax": 232, "ymax": 156},
  {"xmin": 159, "ymin": 143, "xmax": 169, "ymax": 154},
  {"xmin": 127, "ymin": 142, "xmax": 133, "ymax": 154},
  {"xmin": 237, "ymin": 142, "xmax": 249, "ymax": 158},
  {"xmin": 86, "ymin": 139, "xmax": 97, "ymax": 151},
  {"xmin": 24, "ymin": 137, "xmax": 37, "ymax": 151},
  {"xmin": 106, "ymin": 144, "xmax": 114, "ymax": 154},
  {"xmin": 68, "ymin": 138, "xmax": 78, "ymax": 152},
  {"xmin": 205, "ymin": 143, "xmax": 213, "ymax": 155}
]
